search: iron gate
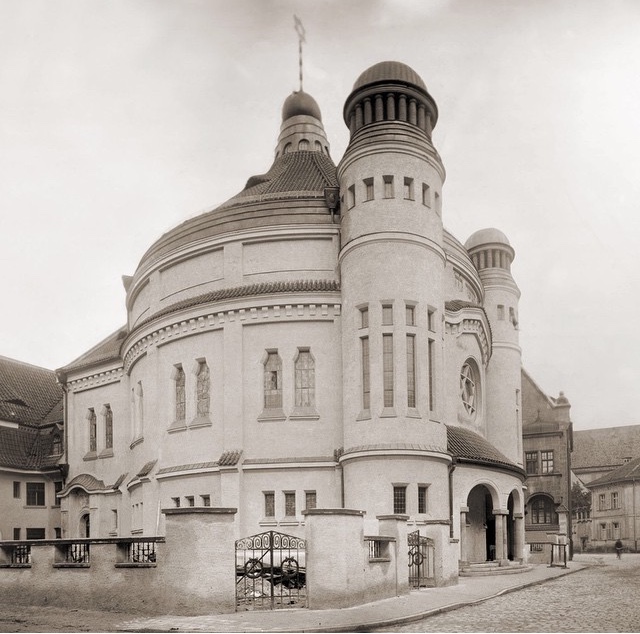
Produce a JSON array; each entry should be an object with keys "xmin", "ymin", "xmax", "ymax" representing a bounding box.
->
[
  {"xmin": 408, "ymin": 530, "xmax": 435, "ymax": 588},
  {"xmin": 235, "ymin": 530, "xmax": 306, "ymax": 610}
]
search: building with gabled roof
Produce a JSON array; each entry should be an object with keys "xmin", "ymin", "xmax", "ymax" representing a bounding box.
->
[{"xmin": 0, "ymin": 356, "xmax": 64, "ymax": 541}]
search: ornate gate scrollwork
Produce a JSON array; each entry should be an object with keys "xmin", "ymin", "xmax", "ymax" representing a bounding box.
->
[
  {"xmin": 235, "ymin": 530, "xmax": 307, "ymax": 610},
  {"xmin": 408, "ymin": 530, "xmax": 435, "ymax": 588}
]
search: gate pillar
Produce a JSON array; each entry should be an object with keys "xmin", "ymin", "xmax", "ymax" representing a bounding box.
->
[
  {"xmin": 493, "ymin": 509, "xmax": 509, "ymax": 564},
  {"xmin": 377, "ymin": 514, "xmax": 409, "ymax": 596},
  {"xmin": 162, "ymin": 507, "xmax": 237, "ymax": 614},
  {"xmin": 303, "ymin": 508, "xmax": 366, "ymax": 609},
  {"xmin": 459, "ymin": 505, "xmax": 469, "ymax": 566}
]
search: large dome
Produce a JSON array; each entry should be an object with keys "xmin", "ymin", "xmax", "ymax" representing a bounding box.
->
[
  {"xmin": 282, "ymin": 90, "xmax": 322, "ymax": 121},
  {"xmin": 352, "ymin": 61, "xmax": 428, "ymax": 92}
]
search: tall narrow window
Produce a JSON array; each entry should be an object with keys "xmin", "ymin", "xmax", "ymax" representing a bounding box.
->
[
  {"xmin": 383, "ymin": 175, "xmax": 394, "ymax": 198},
  {"xmin": 13, "ymin": 481, "xmax": 20, "ymax": 499},
  {"xmin": 435, "ymin": 191, "xmax": 441, "ymax": 215},
  {"xmin": 284, "ymin": 492, "xmax": 296, "ymax": 517},
  {"xmin": 137, "ymin": 382, "xmax": 144, "ymax": 437},
  {"xmin": 264, "ymin": 351, "xmax": 283, "ymax": 409},
  {"xmin": 403, "ymin": 177, "xmax": 414, "ymax": 200},
  {"xmin": 599, "ymin": 494, "xmax": 606, "ymax": 511},
  {"xmin": 460, "ymin": 362, "xmax": 477, "ymax": 418},
  {"xmin": 196, "ymin": 360, "xmax": 210, "ymax": 417},
  {"xmin": 104, "ymin": 404, "xmax": 113, "ymax": 449},
  {"xmin": 382, "ymin": 304, "xmax": 393, "ymax": 325},
  {"xmin": 541, "ymin": 450, "xmax": 554, "ymax": 474},
  {"xmin": 88, "ymin": 408, "xmax": 97, "ymax": 452},
  {"xmin": 611, "ymin": 492, "xmax": 619, "ymax": 509},
  {"xmin": 360, "ymin": 306, "xmax": 369, "ymax": 328},
  {"xmin": 364, "ymin": 177, "xmax": 374, "ymax": 201},
  {"xmin": 525, "ymin": 451, "xmax": 538, "ymax": 475},
  {"xmin": 427, "ymin": 308, "xmax": 436, "ymax": 332},
  {"xmin": 383, "ymin": 334, "xmax": 394, "ymax": 407},
  {"xmin": 418, "ymin": 486, "xmax": 428, "ymax": 514},
  {"xmin": 347, "ymin": 185, "xmax": 355, "ymax": 209},
  {"xmin": 264, "ymin": 492, "xmax": 275, "ymax": 518},
  {"xmin": 422, "ymin": 183, "xmax": 431, "ymax": 207},
  {"xmin": 428, "ymin": 339, "xmax": 435, "ymax": 413},
  {"xmin": 393, "ymin": 486, "xmax": 407, "ymax": 514},
  {"xmin": 406, "ymin": 305, "xmax": 415, "ymax": 326},
  {"xmin": 361, "ymin": 337, "xmax": 370, "ymax": 410},
  {"xmin": 52, "ymin": 434, "xmax": 62, "ymax": 455},
  {"xmin": 305, "ymin": 491, "xmax": 317, "ymax": 511},
  {"xmin": 497, "ymin": 305, "xmax": 505, "ymax": 320},
  {"xmin": 175, "ymin": 365, "xmax": 186, "ymax": 421},
  {"xmin": 407, "ymin": 335, "xmax": 416, "ymax": 408},
  {"xmin": 295, "ymin": 349, "xmax": 315, "ymax": 408}
]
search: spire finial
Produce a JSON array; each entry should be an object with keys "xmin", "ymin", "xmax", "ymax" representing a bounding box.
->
[{"xmin": 294, "ymin": 15, "xmax": 306, "ymax": 92}]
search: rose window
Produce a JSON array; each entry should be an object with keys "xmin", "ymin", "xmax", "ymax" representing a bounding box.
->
[{"xmin": 460, "ymin": 362, "xmax": 477, "ymax": 418}]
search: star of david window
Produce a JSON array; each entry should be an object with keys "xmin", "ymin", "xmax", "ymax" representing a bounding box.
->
[{"xmin": 460, "ymin": 362, "xmax": 478, "ymax": 419}]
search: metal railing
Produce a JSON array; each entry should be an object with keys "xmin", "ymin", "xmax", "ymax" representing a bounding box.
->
[
  {"xmin": 127, "ymin": 540, "xmax": 156, "ymax": 563},
  {"xmin": 11, "ymin": 544, "xmax": 31, "ymax": 565},
  {"xmin": 63, "ymin": 542, "xmax": 90, "ymax": 564}
]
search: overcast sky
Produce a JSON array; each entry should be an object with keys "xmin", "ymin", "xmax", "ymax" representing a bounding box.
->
[{"xmin": 1, "ymin": 0, "xmax": 639, "ymax": 431}]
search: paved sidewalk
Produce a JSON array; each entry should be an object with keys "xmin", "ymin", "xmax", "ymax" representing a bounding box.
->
[{"xmin": 118, "ymin": 562, "xmax": 587, "ymax": 633}]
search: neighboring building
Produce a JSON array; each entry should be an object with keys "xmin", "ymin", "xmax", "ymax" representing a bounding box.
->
[
  {"xmin": 0, "ymin": 356, "xmax": 64, "ymax": 541},
  {"xmin": 573, "ymin": 425, "xmax": 640, "ymax": 484},
  {"xmin": 52, "ymin": 60, "xmax": 530, "ymax": 583},
  {"xmin": 521, "ymin": 369, "xmax": 573, "ymax": 554},
  {"xmin": 586, "ymin": 457, "xmax": 640, "ymax": 552}
]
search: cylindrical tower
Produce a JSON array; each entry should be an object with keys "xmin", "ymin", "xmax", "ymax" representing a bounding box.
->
[
  {"xmin": 465, "ymin": 228, "xmax": 522, "ymax": 465},
  {"xmin": 337, "ymin": 61, "xmax": 451, "ymax": 522}
]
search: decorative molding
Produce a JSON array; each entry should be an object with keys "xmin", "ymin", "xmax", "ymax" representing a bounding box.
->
[
  {"xmin": 123, "ymin": 301, "xmax": 341, "ymax": 374},
  {"xmin": 67, "ymin": 368, "xmax": 124, "ymax": 394},
  {"xmin": 445, "ymin": 312, "xmax": 492, "ymax": 366}
]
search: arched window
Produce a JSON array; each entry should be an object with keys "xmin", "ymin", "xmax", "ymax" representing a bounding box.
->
[
  {"xmin": 298, "ymin": 139, "xmax": 309, "ymax": 151},
  {"xmin": 175, "ymin": 365, "xmax": 186, "ymax": 421},
  {"xmin": 88, "ymin": 408, "xmax": 97, "ymax": 452},
  {"xmin": 314, "ymin": 140, "xmax": 322, "ymax": 152},
  {"xmin": 196, "ymin": 361, "xmax": 210, "ymax": 417},
  {"xmin": 283, "ymin": 142, "xmax": 292, "ymax": 154},
  {"xmin": 264, "ymin": 351, "xmax": 282, "ymax": 409},
  {"xmin": 295, "ymin": 348, "xmax": 315, "ymax": 408},
  {"xmin": 104, "ymin": 404, "xmax": 113, "ymax": 449},
  {"xmin": 460, "ymin": 360, "xmax": 479, "ymax": 420}
]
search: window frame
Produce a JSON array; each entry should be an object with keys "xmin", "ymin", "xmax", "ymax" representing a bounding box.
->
[
  {"xmin": 26, "ymin": 482, "xmax": 45, "ymax": 507},
  {"xmin": 393, "ymin": 485, "xmax": 407, "ymax": 515}
]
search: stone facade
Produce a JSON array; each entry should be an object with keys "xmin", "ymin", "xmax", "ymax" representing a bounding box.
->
[{"xmin": 54, "ymin": 61, "xmax": 528, "ymax": 585}]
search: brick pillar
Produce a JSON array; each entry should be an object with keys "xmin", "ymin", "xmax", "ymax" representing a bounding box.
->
[
  {"xmin": 377, "ymin": 514, "xmax": 410, "ymax": 596},
  {"xmin": 161, "ymin": 507, "xmax": 237, "ymax": 614},
  {"xmin": 303, "ymin": 509, "xmax": 366, "ymax": 609},
  {"xmin": 459, "ymin": 505, "xmax": 469, "ymax": 565}
]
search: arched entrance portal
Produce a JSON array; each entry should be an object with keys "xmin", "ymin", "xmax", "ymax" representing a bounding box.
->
[{"xmin": 466, "ymin": 485, "xmax": 495, "ymax": 563}]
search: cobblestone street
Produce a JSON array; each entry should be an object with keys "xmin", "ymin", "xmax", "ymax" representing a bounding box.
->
[{"xmin": 374, "ymin": 554, "xmax": 640, "ymax": 633}]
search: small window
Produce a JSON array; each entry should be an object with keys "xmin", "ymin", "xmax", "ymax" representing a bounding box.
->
[
  {"xmin": 422, "ymin": 183, "xmax": 431, "ymax": 207},
  {"xmin": 403, "ymin": 177, "xmax": 414, "ymax": 200},
  {"xmin": 264, "ymin": 492, "xmax": 275, "ymax": 518},
  {"xmin": 314, "ymin": 140, "xmax": 322, "ymax": 152},
  {"xmin": 361, "ymin": 337, "xmax": 370, "ymax": 410},
  {"xmin": 54, "ymin": 481, "xmax": 63, "ymax": 506},
  {"xmin": 611, "ymin": 492, "xmax": 619, "ymax": 509},
  {"xmin": 434, "ymin": 191, "xmax": 441, "ymax": 215},
  {"xmin": 525, "ymin": 451, "xmax": 538, "ymax": 475},
  {"xmin": 427, "ymin": 309, "xmax": 436, "ymax": 332},
  {"xmin": 55, "ymin": 527, "xmax": 62, "ymax": 539},
  {"xmin": 298, "ymin": 139, "xmax": 309, "ymax": 151},
  {"xmin": 383, "ymin": 175, "xmax": 394, "ymax": 198},
  {"xmin": 393, "ymin": 485, "xmax": 407, "ymax": 514},
  {"xmin": 196, "ymin": 360, "xmax": 211, "ymax": 417},
  {"xmin": 360, "ymin": 306, "xmax": 369, "ymax": 328},
  {"xmin": 264, "ymin": 351, "xmax": 283, "ymax": 409},
  {"xmin": 406, "ymin": 305, "xmax": 415, "ymax": 326},
  {"xmin": 284, "ymin": 492, "xmax": 296, "ymax": 517},
  {"xmin": 172, "ymin": 497, "xmax": 181, "ymax": 508},
  {"xmin": 13, "ymin": 481, "xmax": 20, "ymax": 499},
  {"xmin": 186, "ymin": 496, "xmax": 195, "ymax": 507},
  {"xmin": 26, "ymin": 528, "xmax": 45, "ymax": 540},
  {"xmin": 283, "ymin": 142, "xmax": 292, "ymax": 154},
  {"xmin": 13, "ymin": 528, "xmax": 20, "ymax": 540},
  {"xmin": 175, "ymin": 364, "xmax": 186, "ymax": 422},
  {"xmin": 52, "ymin": 434, "xmax": 62, "ymax": 455},
  {"xmin": 88, "ymin": 408, "xmax": 97, "ymax": 452},
  {"xmin": 541, "ymin": 450, "xmax": 554, "ymax": 474},
  {"xmin": 599, "ymin": 494, "xmax": 606, "ymax": 511},
  {"xmin": 364, "ymin": 177, "xmax": 374, "ymax": 201},
  {"xmin": 497, "ymin": 305, "xmax": 505, "ymax": 320},
  {"xmin": 382, "ymin": 304, "xmax": 393, "ymax": 325},
  {"xmin": 418, "ymin": 486, "xmax": 428, "ymax": 514},
  {"xmin": 26, "ymin": 483, "xmax": 45, "ymax": 507},
  {"xmin": 509, "ymin": 307, "xmax": 518, "ymax": 328},
  {"xmin": 305, "ymin": 491, "xmax": 317, "ymax": 511},
  {"xmin": 201, "ymin": 495, "xmax": 211, "ymax": 507},
  {"xmin": 347, "ymin": 185, "xmax": 355, "ymax": 209},
  {"xmin": 111, "ymin": 510, "xmax": 118, "ymax": 532}
]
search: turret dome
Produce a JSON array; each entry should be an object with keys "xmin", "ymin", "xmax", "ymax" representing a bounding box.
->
[
  {"xmin": 282, "ymin": 91, "xmax": 322, "ymax": 121},
  {"xmin": 353, "ymin": 61, "xmax": 428, "ymax": 92},
  {"xmin": 465, "ymin": 228, "xmax": 511, "ymax": 251}
]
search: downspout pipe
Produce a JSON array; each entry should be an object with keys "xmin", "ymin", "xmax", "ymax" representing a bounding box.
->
[{"xmin": 449, "ymin": 459, "xmax": 457, "ymax": 539}]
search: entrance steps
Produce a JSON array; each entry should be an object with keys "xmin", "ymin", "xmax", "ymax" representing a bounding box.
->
[{"xmin": 459, "ymin": 560, "xmax": 531, "ymax": 577}]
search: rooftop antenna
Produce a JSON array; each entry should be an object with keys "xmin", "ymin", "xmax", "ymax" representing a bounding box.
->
[{"xmin": 294, "ymin": 15, "xmax": 306, "ymax": 92}]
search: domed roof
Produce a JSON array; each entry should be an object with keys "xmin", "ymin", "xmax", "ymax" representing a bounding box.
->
[
  {"xmin": 282, "ymin": 90, "xmax": 322, "ymax": 121},
  {"xmin": 465, "ymin": 228, "xmax": 511, "ymax": 251},
  {"xmin": 352, "ymin": 61, "xmax": 427, "ymax": 92}
]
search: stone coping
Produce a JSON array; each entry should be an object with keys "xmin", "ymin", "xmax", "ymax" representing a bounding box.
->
[
  {"xmin": 302, "ymin": 508, "xmax": 365, "ymax": 516},
  {"xmin": 162, "ymin": 507, "xmax": 238, "ymax": 516}
]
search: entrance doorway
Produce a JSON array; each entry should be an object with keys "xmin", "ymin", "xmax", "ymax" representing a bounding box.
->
[{"xmin": 466, "ymin": 485, "xmax": 495, "ymax": 562}]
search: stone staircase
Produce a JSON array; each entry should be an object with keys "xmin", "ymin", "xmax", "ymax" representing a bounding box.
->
[{"xmin": 459, "ymin": 560, "xmax": 531, "ymax": 577}]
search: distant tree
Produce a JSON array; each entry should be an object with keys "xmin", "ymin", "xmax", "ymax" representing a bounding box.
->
[{"xmin": 571, "ymin": 482, "xmax": 591, "ymax": 512}]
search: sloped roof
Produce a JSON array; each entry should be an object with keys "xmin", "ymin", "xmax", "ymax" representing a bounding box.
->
[
  {"xmin": 445, "ymin": 300, "xmax": 482, "ymax": 312},
  {"xmin": 0, "ymin": 356, "xmax": 63, "ymax": 427},
  {"xmin": 572, "ymin": 425, "xmax": 640, "ymax": 470},
  {"xmin": 0, "ymin": 425, "xmax": 60, "ymax": 470},
  {"xmin": 59, "ymin": 473, "xmax": 109, "ymax": 496},
  {"xmin": 219, "ymin": 151, "xmax": 338, "ymax": 209},
  {"xmin": 60, "ymin": 327, "xmax": 128, "ymax": 375},
  {"xmin": 447, "ymin": 425, "xmax": 524, "ymax": 476},
  {"xmin": 586, "ymin": 456, "xmax": 640, "ymax": 488}
]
